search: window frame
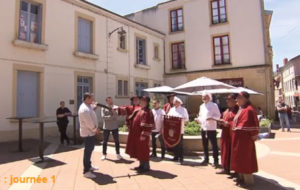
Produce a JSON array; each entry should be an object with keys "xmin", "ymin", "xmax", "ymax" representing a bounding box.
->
[
  {"xmin": 74, "ymin": 12, "xmax": 96, "ymax": 56},
  {"xmin": 211, "ymin": 0, "xmax": 227, "ymax": 25},
  {"xmin": 171, "ymin": 41, "xmax": 186, "ymax": 70},
  {"xmin": 170, "ymin": 8, "xmax": 184, "ymax": 33},
  {"xmin": 212, "ymin": 35, "xmax": 231, "ymax": 65},
  {"xmin": 153, "ymin": 43, "xmax": 160, "ymax": 61},
  {"xmin": 18, "ymin": 0, "xmax": 43, "ymax": 44},
  {"xmin": 136, "ymin": 36, "xmax": 147, "ymax": 65},
  {"xmin": 14, "ymin": 0, "xmax": 47, "ymax": 50},
  {"xmin": 116, "ymin": 78, "xmax": 129, "ymax": 98}
]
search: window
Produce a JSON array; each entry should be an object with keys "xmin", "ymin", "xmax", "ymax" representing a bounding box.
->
[
  {"xmin": 18, "ymin": 0, "xmax": 42, "ymax": 43},
  {"xmin": 170, "ymin": 8, "xmax": 184, "ymax": 32},
  {"xmin": 154, "ymin": 44, "xmax": 159, "ymax": 60},
  {"xmin": 78, "ymin": 17, "xmax": 92, "ymax": 54},
  {"xmin": 77, "ymin": 76, "xmax": 93, "ymax": 109},
  {"xmin": 154, "ymin": 83, "xmax": 161, "ymax": 87},
  {"xmin": 117, "ymin": 79, "xmax": 129, "ymax": 97},
  {"xmin": 136, "ymin": 37, "xmax": 146, "ymax": 65},
  {"xmin": 211, "ymin": 0, "xmax": 227, "ymax": 24},
  {"xmin": 171, "ymin": 42, "xmax": 185, "ymax": 69},
  {"xmin": 213, "ymin": 35, "xmax": 230, "ymax": 65},
  {"xmin": 118, "ymin": 32, "xmax": 126, "ymax": 50},
  {"xmin": 135, "ymin": 82, "xmax": 148, "ymax": 97},
  {"xmin": 17, "ymin": 71, "xmax": 39, "ymax": 117}
]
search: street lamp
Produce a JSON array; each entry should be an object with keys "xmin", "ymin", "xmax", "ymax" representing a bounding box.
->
[{"xmin": 108, "ymin": 27, "xmax": 126, "ymax": 38}]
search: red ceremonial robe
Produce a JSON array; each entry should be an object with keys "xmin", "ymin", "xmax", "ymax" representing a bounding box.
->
[
  {"xmin": 230, "ymin": 103, "xmax": 259, "ymax": 174},
  {"xmin": 125, "ymin": 108, "xmax": 154, "ymax": 161},
  {"xmin": 163, "ymin": 103, "xmax": 172, "ymax": 114},
  {"xmin": 125, "ymin": 105, "xmax": 141, "ymax": 130},
  {"xmin": 220, "ymin": 105, "xmax": 239, "ymax": 170}
]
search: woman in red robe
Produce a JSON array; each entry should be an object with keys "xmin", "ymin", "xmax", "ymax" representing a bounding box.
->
[
  {"xmin": 124, "ymin": 96, "xmax": 141, "ymax": 131},
  {"xmin": 231, "ymin": 91, "xmax": 259, "ymax": 185},
  {"xmin": 126, "ymin": 96, "xmax": 154, "ymax": 173},
  {"xmin": 163, "ymin": 94, "xmax": 175, "ymax": 114},
  {"xmin": 217, "ymin": 94, "xmax": 239, "ymax": 175}
]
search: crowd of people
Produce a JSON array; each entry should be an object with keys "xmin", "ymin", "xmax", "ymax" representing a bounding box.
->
[{"xmin": 55, "ymin": 91, "xmax": 260, "ymax": 186}]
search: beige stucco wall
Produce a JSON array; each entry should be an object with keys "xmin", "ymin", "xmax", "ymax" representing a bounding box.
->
[
  {"xmin": 127, "ymin": 0, "xmax": 266, "ymax": 72},
  {"xmin": 128, "ymin": 0, "xmax": 274, "ymax": 117},
  {"xmin": 0, "ymin": 0, "xmax": 165, "ymax": 142}
]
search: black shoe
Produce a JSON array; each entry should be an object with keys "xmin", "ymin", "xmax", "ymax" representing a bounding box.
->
[
  {"xmin": 199, "ymin": 160, "xmax": 208, "ymax": 166},
  {"xmin": 228, "ymin": 172, "xmax": 238, "ymax": 179},
  {"xmin": 212, "ymin": 163, "xmax": 220, "ymax": 168},
  {"xmin": 179, "ymin": 158, "xmax": 184, "ymax": 165},
  {"xmin": 132, "ymin": 166, "xmax": 141, "ymax": 170},
  {"xmin": 137, "ymin": 168, "xmax": 150, "ymax": 173},
  {"xmin": 150, "ymin": 153, "xmax": 157, "ymax": 158}
]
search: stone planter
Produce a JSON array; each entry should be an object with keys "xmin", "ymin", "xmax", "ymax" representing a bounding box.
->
[{"xmin": 259, "ymin": 123, "xmax": 271, "ymax": 134}]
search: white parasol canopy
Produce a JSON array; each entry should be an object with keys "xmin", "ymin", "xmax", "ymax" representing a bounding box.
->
[
  {"xmin": 173, "ymin": 76, "xmax": 236, "ymax": 93},
  {"xmin": 143, "ymin": 86, "xmax": 174, "ymax": 93},
  {"xmin": 143, "ymin": 86, "xmax": 193, "ymax": 95},
  {"xmin": 191, "ymin": 87, "xmax": 263, "ymax": 95}
]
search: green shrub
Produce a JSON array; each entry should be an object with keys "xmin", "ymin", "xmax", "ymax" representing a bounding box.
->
[
  {"xmin": 184, "ymin": 121, "xmax": 201, "ymax": 136},
  {"xmin": 119, "ymin": 124, "xmax": 128, "ymax": 132},
  {"xmin": 260, "ymin": 118, "xmax": 272, "ymax": 128}
]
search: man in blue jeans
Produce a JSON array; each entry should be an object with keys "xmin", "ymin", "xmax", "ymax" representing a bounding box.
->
[
  {"xmin": 78, "ymin": 93, "xmax": 100, "ymax": 179},
  {"xmin": 101, "ymin": 97, "xmax": 122, "ymax": 160},
  {"xmin": 277, "ymin": 96, "xmax": 291, "ymax": 132}
]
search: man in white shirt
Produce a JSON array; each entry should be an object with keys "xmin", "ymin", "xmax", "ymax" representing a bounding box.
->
[
  {"xmin": 195, "ymin": 92, "xmax": 221, "ymax": 167},
  {"xmin": 151, "ymin": 99, "xmax": 166, "ymax": 159},
  {"xmin": 167, "ymin": 96, "xmax": 189, "ymax": 164},
  {"xmin": 78, "ymin": 93, "xmax": 100, "ymax": 179}
]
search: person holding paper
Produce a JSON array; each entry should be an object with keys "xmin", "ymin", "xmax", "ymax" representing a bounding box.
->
[{"xmin": 195, "ymin": 92, "xmax": 221, "ymax": 167}]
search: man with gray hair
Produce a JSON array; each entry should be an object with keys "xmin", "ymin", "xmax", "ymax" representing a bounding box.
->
[{"xmin": 195, "ymin": 92, "xmax": 221, "ymax": 167}]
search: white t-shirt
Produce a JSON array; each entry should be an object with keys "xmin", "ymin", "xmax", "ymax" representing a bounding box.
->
[
  {"xmin": 167, "ymin": 106, "xmax": 189, "ymax": 134},
  {"xmin": 78, "ymin": 103, "xmax": 98, "ymax": 137},
  {"xmin": 197, "ymin": 101, "xmax": 221, "ymax": 131},
  {"xmin": 152, "ymin": 108, "xmax": 166, "ymax": 133}
]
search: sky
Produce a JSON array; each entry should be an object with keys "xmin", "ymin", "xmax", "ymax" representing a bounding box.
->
[{"xmin": 86, "ymin": 0, "xmax": 300, "ymax": 69}]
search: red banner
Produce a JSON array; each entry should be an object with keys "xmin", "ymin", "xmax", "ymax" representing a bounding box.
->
[{"xmin": 162, "ymin": 116, "xmax": 182, "ymax": 148}]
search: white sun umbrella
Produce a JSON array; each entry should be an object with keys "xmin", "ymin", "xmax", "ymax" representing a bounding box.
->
[
  {"xmin": 143, "ymin": 86, "xmax": 193, "ymax": 95},
  {"xmin": 143, "ymin": 86, "xmax": 174, "ymax": 94},
  {"xmin": 191, "ymin": 87, "xmax": 263, "ymax": 95},
  {"xmin": 173, "ymin": 76, "xmax": 236, "ymax": 93}
]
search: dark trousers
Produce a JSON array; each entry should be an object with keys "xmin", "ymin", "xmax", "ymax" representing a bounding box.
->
[
  {"xmin": 201, "ymin": 130, "xmax": 219, "ymax": 164},
  {"xmin": 102, "ymin": 129, "xmax": 120, "ymax": 155},
  {"xmin": 83, "ymin": 135, "xmax": 96, "ymax": 174},
  {"xmin": 151, "ymin": 132, "xmax": 165, "ymax": 157},
  {"xmin": 57, "ymin": 123, "xmax": 69, "ymax": 144},
  {"xmin": 173, "ymin": 134, "xmax": 184, "ymax": 160}
]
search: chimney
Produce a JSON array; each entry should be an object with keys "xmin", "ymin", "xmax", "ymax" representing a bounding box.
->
[
  {"xmin": 276, "ymin": 64, "xmax": 279, "ymax": 72},
  {"xmin": 283, "ymin": 58, "xmax": 288, "ymax": 65}
]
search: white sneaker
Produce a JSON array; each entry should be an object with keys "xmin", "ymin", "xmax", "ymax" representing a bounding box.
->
[
  {"xmin": 116, "ymin": 154, "xmax": 123, "ymax": 160},
  {"xmin": 101, "ymin": 155, "xmax": 106, "ymax": 160},
  {"xmin": 90, "ymin": 165, "xmax": 99, "ymax": 171},
  {"xmin": 84, "ymin": 171, "xmax": 96, "ymax": 179}
]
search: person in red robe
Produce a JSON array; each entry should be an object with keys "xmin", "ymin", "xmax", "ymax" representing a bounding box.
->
[
  {"xmin": 163, "ymin": 94, "xmax": 175, "ymax": 114},
  {"xmin": 231, "ymin": 91, "xmax": 259, "ymax": 185},
  {"xmin": 217, "ymin": 94, "xmax": 239, "ymax": 175},
  {"xmin": 126, "ymin": 96, "xmax": 154, "ymax": 173},
  {"xmin": 124, "ymin": 96, "xmax": 141, "ymax": 131}
]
